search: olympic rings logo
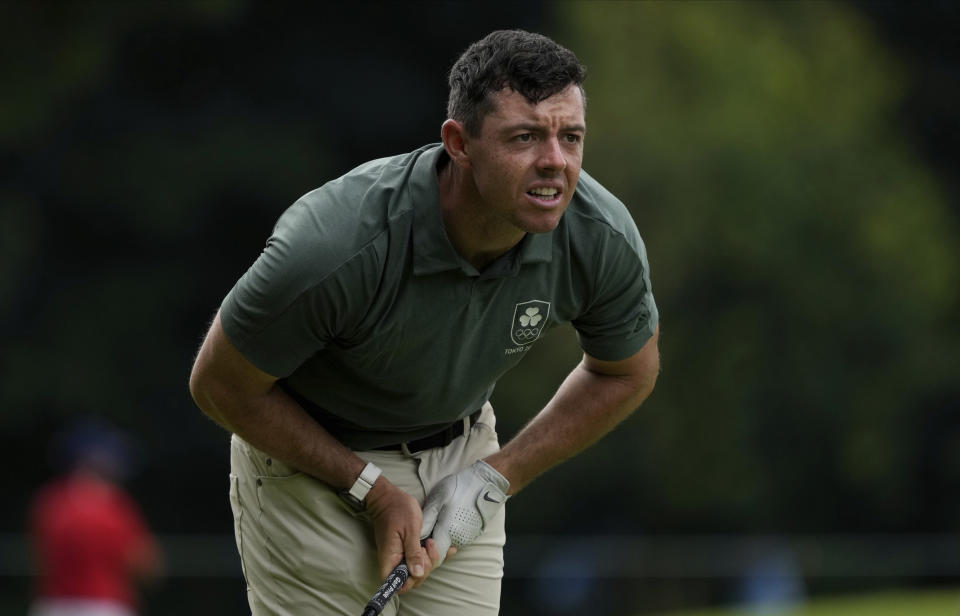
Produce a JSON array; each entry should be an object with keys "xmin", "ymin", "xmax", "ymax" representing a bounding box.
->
[{"xmin": 514, "ymin": 327, "xmax": 541, "ymax": 340}]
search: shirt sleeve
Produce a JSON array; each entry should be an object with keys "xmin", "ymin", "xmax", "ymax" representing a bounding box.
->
[
  {"xmin": 219, "ymin": 198, "xmax": 382, "ymax": 377},
  {"xmin": 572, "ymin": 227, "xmax": 659, "ymax": 361}
]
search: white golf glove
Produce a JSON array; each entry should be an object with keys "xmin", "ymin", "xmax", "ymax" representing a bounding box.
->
[{"xmin": 420, "ymin": 460, "xmax": 509, "ymax": 562}]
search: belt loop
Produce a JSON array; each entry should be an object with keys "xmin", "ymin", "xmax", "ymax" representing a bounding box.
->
[
  {"xmin": 400, "ymin": 442, "xmax": 413, "ymax": 457},
  {"xmin": 462, "ymin": 415, "xmax": 471, "ymax": 435}
]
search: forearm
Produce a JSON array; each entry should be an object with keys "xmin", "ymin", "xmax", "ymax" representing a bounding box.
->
[
  {"xmin": 191, "ymin": 317, "xmax": 432, "ymax": 585},
  {"xmin": 485, "ymin": 356, "xmax": 656, "ymax": 494},
  {"xmin": 189, "ymin": 313, "xmax": 367, "ymax": 491},
  {"xmin": 197, "ymin": 382, "xmax": 366, "ymax": 491}
]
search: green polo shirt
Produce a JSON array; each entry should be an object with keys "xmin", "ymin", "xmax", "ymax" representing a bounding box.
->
[{"xmin": 220, "ymin": 143, "xmax": 657, "ymax": 449}]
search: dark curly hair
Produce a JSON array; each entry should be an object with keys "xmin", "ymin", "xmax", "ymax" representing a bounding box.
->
[{"xmin": 447, "ymin": 30, "xmax": 587, "ymax": 136}]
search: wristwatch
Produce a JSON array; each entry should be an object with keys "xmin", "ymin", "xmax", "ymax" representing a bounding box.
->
[{"xmin": 339, "ymin": 462, "xmax": 382, "ymax": 512}]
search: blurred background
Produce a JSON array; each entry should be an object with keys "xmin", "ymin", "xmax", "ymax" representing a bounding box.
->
[{"xmin": 2, "ymin": 1, "xmax": 958, "ymax": 614}]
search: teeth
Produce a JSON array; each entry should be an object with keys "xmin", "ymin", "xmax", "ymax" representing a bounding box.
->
[{"xmin": 529, "ymin": 187, "xmax": 558, "ymax": 197}]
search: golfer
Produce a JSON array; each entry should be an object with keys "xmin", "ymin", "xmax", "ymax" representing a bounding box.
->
[{"xmin": 190, "ymin": 29, "xmax": 659, "ymax": 616}]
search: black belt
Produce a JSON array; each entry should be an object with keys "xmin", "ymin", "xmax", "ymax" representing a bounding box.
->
[{"xmin": 374, "ymin": 409, "xmax": 482, "ymax": 454}]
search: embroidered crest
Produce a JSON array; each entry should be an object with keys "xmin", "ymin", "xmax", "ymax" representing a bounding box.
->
[{"xmin": 510, "ymin": 300, "xmax": 551, "ymax": 346}]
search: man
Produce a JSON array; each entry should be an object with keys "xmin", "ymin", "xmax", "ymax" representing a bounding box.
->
[
  {"xmin": 29, "ymin": 420, "xmax": 163, "ymax": 616},
  {"xmin": 190, "ymin": 29, "xmax": 659, "ymax": 615}
]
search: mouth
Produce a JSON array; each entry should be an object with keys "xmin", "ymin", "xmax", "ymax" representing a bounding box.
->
[{"xmin": 526, "ymin": 186, "xmax": 563, "ymax": 207}]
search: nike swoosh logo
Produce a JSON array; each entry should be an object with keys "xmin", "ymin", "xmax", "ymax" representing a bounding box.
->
[{"xmin": 482, "ymin": 492, "xmax": 502, "ymax": 504}]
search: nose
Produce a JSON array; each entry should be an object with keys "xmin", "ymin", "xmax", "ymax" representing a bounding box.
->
[{"xmin": 536, "ymin": 137, "xmax": 566, "ymax": 174}]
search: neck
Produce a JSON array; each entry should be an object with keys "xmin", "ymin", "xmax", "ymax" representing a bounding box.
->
[{"xmin": 437, "ymin": 160, "xmax": 525, "ymax": 271}]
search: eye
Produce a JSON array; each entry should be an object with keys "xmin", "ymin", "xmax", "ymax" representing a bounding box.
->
[
  {"xmin": 514, "ymin": 133, "xmax": 533, "ymax": 142},
  {"xmin": 563, "ymin": 133, "xmax": 582, "ymax": 144}
]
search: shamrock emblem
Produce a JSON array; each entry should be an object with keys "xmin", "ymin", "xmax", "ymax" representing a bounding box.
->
[{"xmin": 518, "ymin": 306, "xmax": 542, "ymax": 327}]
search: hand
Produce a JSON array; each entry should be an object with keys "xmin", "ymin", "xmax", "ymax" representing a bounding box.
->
[
  {"xmin": 365, "ymin": 479, "xmax": 434, "ymax": 592},
  {"xmin": 419, "ymin": 460, "xmax": 509, "ymax": 566}
]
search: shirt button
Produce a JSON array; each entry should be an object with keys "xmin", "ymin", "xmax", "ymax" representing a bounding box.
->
[
  {"xmin": 256, "ymin": 478, "xmax": 262, "ymax": 486},
  {"xmin": 266, "ymin": 458, "xmax": 272, "ymax": 466}
]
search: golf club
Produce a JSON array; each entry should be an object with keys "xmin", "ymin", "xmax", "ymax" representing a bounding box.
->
[{"xmin": 360, "ymin": 559, "xmax": 409, "ymax": 616}]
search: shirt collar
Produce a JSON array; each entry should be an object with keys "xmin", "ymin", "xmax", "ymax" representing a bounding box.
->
[{"xmin": 409, "ymin": 143, "xmax": 554, "ymax": 278}]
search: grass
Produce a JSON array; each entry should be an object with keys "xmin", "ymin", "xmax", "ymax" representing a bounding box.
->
[{"xmin": 649, "ymin": 588, "xmax": 960, "ymax": 616}]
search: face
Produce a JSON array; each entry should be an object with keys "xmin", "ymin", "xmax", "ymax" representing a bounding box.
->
[{"xmin": 462, "ymin": 84, "xmax": 585, "ymax": 236}]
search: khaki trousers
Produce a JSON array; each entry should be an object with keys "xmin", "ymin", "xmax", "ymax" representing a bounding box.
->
[{"xmin": 228, "ymin": 403, "xmax": 506, "ymax": 616}]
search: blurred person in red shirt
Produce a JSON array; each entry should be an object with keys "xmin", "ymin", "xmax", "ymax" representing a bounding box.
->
[{"xmin": 28, "ymin": 419, "xmax": 162, "ymax": 616}]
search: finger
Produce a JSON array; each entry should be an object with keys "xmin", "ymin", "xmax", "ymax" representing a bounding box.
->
[
  {"xmin": 419, "ymin": 502, "xmax": 440, "ymax": 541},
  {"xmin": 430, "ymin": 529, "xmax": 451, "ymax": 568},
  {"xmin": 403, "ymin": 541, "xmax": 439, "ymax": 590},
  {"xmin": 422, "ymin": 539, "xmax": 457, "ymax": 567},
  {"xmin": 400, "ymin": 569, "xmax": 418, "ymax": 594},
  {"xmin": 402, "ymin": 543, "xmax": 433, "ymax": 593},
  {"xmin": 424, "ymin": 538, "xmax": 442, "ymax": 568},
  {"xmin": 377, "ymin": 541, "xmax": 405, "ymax": 580},
  {"xmin": 404, "ymin": 534, "xmax": 425, "ymax": 580}
]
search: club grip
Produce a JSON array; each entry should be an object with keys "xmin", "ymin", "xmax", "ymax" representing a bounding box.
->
[{"xmin": 361, "ymin": 560, "xmax": 410, "ymax": 616}]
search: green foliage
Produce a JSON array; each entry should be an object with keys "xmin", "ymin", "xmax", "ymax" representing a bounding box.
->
[
  {"xmin": 508, "ymin": 0, "xmax": 960, "ymax": 530},
  {"xmin": 0, "ymin": 2, "xmax": 240, "ymax": 143}
]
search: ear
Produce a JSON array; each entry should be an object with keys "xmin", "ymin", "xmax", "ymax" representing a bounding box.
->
[{"xmin": 441, "ymin": 119, "xmax": 472, "ymax": 170}]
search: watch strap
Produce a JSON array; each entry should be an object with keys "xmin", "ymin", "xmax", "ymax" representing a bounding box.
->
[{"xmin": 344, "ymin": 462, "xmax": 381, "ymax": 509}]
